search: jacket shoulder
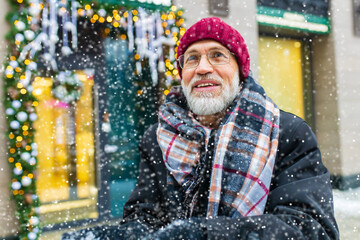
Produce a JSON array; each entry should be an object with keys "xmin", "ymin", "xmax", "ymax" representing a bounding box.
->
[
  {"xmin": 274, "ymin": 111, "xmax": 322, "ymax": 175},
  {"xmin": 278, "ymin": 110, "xmax": 316, "ymax": 145}
]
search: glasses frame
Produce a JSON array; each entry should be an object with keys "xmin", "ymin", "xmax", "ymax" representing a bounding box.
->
[{"xmin": 177, "ymin": 49, "xmax": 235, "ymax": 69}]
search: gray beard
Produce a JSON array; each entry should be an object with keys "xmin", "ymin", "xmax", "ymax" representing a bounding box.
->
[{"xmin": 181, "ymin": 73, "xmax": 240, "ymax": 115}]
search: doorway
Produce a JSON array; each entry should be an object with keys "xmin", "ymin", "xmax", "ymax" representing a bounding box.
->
[{"xmin": 258, "ymin": 36, "xmax": 311, "ymax": 120}]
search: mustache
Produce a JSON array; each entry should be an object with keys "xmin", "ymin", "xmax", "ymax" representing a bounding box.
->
[{"xmin": 189, "ymin": 74, "xmax": 224, "ymax": 87}]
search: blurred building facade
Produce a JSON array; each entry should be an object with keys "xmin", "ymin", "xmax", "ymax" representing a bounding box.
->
[{"xmin": 1, "ymin": 0, "xmax": 360, "ymax": 239}]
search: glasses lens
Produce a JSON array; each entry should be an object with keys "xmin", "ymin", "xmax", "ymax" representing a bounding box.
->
[
  {"xmin": 182, "ymin": 53, "xmax": 200, "ymax": 69},
  {"xmin": 208, "ymin": 49, "xmax": 230, "ymax": 65}
]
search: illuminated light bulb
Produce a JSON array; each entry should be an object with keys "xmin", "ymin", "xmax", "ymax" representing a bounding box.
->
[
  {"xmin": 180, "ymin": 28, "xmax": 186, "ymax": 36},
  {"xmin": 168, "ymin": 12, "xmax": 175, "ymax": 20},
  {"xmin": 78, "ymin": 9, "xmax": 85, "ymax": 16}
]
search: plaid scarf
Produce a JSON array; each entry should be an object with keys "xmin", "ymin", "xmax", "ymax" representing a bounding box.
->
[{"xmin": 157, "ymin": 75, "xmax": 280, "ymax": 218}]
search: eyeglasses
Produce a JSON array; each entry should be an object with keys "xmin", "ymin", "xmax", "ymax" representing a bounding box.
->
[{"xmin": 178, "ymin": 49, "xmax": 234, "ymax": 69}]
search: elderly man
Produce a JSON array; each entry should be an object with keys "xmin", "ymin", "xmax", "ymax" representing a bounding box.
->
[
  {"xmin": 119, "ymin": 17, "xmax": 339, "ymax": 240},
  {"xmin": 62, "ymin": 17, "xmax": 338, "ymax": 240}
]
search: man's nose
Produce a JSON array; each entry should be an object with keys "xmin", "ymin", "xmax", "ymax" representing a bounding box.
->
[{"xmin": 195, "ymin": 55, "xmax": 214, "ymax": 75}]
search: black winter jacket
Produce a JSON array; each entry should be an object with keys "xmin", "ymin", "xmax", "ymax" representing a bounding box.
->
[{"xmin": 120, "ymin": 110, "xmax": 339, "ymax": 240}]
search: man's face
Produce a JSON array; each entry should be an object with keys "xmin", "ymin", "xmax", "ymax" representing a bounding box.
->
[{"xmin": 181, "ymin": 40, "xmax": 240, "ymax": 115}]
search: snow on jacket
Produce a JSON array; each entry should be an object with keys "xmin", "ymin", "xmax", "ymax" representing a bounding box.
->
[{"xmin": 120, "ymin": 110, "xmax": 339, "ymax": 240}]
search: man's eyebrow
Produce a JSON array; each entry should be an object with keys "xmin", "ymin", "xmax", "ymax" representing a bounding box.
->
[
  {"xmin": 184, "ymin": 49, "xmax": 199, "ymax": 54},
  {"xmin": 185, "ymin": 46, "xmax": 228, "ymax": 54}
]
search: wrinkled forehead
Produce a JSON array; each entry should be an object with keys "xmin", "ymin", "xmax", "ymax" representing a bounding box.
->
[{"xmin": 184, "ymin": 39, "xmax": 229, "ymax": 54}]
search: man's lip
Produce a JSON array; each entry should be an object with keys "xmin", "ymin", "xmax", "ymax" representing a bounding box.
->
[{"xmin": 192, "ymin": 79, "xmax": 221, "ymax": 88}]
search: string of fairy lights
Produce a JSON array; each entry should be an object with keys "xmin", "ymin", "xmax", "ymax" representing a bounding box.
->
[{"xmin": 3, "ymin": 0, "xmax": 185, "ymax": 239}]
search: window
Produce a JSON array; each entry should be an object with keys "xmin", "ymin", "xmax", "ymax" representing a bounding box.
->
[
  {"xmin": 258, "ymin": 37, "xmax": 309, "ymax": 120},
  {"xmin": 32, "ymin": 71, "xmax": 98, "ymax": 224}
]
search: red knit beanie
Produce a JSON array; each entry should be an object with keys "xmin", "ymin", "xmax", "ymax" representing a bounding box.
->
[{"xmin": 177, "ymin": 17, "xmax": 250, "ymax": 80}]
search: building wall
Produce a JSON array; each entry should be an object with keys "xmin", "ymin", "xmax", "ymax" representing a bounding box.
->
[
  {"xmin": 312, "ymin": 34, "xmax": 342, "ymax": 175},
  {"xmin": 313, "ymin": 0, "xmax": 360, "ymax": 179},
  {"xmin": 331, "ymin": 0, "xmax": 360, "ymax": 177},
  {"xmin": 0, "ymin": 0, "xmax": 20, "ymax": 238}
]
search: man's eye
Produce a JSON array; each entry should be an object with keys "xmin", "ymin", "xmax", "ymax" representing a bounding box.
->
[
  {"xmin": 211, "ymin": 51, "xmax": 226, "ymax": 58},
  {"xmin": 185, "ymin": 55, "xmax": 199, "ymax": 62}
]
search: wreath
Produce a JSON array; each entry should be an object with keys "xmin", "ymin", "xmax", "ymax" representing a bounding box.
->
[{"xmin": 52, "ymin": 71, "xmax": 83, "ymax": 104}]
